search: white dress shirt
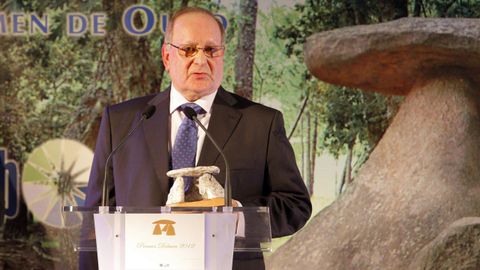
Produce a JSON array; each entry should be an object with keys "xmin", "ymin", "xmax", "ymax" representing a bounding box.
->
[{"xmin": 169, "ymin": 85, "xmax": 217, "ymax": 165}]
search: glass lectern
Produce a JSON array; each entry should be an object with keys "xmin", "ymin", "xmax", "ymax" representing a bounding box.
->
[{"xmin": 63, "ymin": 206, "xmax": 272, "ymax": 270}]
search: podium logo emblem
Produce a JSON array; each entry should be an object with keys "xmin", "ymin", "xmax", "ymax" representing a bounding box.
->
[{"xmin": 152, "ymin": 219, "xmax": 176, "ymax": 236}]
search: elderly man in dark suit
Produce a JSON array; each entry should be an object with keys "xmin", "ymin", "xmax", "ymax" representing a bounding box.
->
[{"xmin": 84, "ymin": 6, "xmax": 311, "ymax": 270}]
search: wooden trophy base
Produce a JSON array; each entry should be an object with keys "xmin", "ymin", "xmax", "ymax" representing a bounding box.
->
[{"xmin": 171, "ymin": 197, "xmax": 226, "ymax": 207}]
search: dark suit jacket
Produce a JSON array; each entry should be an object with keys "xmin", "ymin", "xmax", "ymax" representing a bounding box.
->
[{"xmin": 82, "ymin": 87, "xmax": 312, "ymax": 269}]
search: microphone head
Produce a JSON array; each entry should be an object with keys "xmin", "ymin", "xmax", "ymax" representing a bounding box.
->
[
  {"xmin": 142, "ymin": 105, "xmax": 156, "ymax": 119},
  {"xmin": 183, "ymin": 106, "xmax": 197, "ymax": 120}
]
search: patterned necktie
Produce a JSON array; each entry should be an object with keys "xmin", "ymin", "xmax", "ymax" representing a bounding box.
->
[{"xmin": 172, "ymin": 103, "xmax": 205, "ymax": 191}]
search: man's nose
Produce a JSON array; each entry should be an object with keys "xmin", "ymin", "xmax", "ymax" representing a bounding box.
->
[{"xmin": 192, "ymin": 49, "xmax": 208, "ymax": 64}]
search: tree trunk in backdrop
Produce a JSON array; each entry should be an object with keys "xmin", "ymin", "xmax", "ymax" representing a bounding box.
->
[
  {"xmin": 306, "ymin": 110, "xmax": 312, "ymax": 195},
  {"xmin": 309, "ymin": 115, "xmax": 318, "ymax": 196},
  {"xmin": 234, "ymin": 0, "xmax": 258, "ymax": 100}
]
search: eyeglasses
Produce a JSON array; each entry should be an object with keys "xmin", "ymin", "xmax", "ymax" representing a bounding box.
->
[{"xmin": 167, "ymin": 43, "xmax": 225, "ymax": 58}]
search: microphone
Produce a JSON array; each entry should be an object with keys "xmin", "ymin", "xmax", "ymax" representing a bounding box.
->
[
  {"xmin": 183, "ymin": 106, "xmax": 232, "ymax": 207},
  {"xmin": 101, "ymin": 105, "xmax": 156, "ymax": 206}
]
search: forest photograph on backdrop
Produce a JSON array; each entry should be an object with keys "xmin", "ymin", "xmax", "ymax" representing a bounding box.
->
[{"xmin": 1, "ymin": 0, "xmax": 480, "ymax": 269}]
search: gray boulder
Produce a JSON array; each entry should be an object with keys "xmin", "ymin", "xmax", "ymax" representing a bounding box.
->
[
  {"xmin": 267, "ymin": 18, "xmax": 480, "ymax": 270},
  {"xmin": 304, "ymin": 17, "xmax": 480, "ymax": 95}
]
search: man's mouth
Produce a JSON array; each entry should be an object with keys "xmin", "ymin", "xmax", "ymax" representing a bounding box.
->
[{"xmin": 190, "ymin": 72, "xmax": 210, "ymax": 78}]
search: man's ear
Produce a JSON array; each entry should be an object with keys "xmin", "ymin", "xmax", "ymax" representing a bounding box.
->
[{"xmin": 161, "ymin": 43, "xmax": 170, "ymax": 72}]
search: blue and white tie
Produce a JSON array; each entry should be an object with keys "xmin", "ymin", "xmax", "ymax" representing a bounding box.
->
[{"xmin": 171, "ymin": 103, "xmax": 205, "ymax": 191}]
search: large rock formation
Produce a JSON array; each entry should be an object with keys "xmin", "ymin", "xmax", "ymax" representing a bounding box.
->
[
  {"xmin": 267, "ymin": 18, "xmax": 480, "ymax": 270},
  {"xmin": 409, "ymin": 217, "xmax": 480, "ymax": 270}
]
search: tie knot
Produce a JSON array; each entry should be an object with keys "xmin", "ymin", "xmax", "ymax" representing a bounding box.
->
[{"xmin": 180, "ymin": 103, "xmax": 205, "ymax": 115}]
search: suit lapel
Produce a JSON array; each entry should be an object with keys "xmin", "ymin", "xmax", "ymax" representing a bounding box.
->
[
  {"xmin": 198, "ymin": 88, "xmax": 242, "ymax": 166},
  {"xmin": 143, "ymin": 89, "xmax": 170, "ymax": 193}
]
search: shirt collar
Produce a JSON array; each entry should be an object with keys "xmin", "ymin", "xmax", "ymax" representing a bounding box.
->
[{"xmin": 169, "ymin": 84, "xmax": 217, "ymax": 114}]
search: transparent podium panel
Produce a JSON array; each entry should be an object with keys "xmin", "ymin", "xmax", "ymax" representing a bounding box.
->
[{"xmin": 63, "ymin": 206, "xmax": 272, "ymax": 252}]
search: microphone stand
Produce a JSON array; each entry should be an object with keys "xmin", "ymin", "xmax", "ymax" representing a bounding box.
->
[
  {"xmin": 183, "ymin": 107, "xmax": 232, "ymax": 208},
  {"xmin": 101, "ymin": 105, "xmax": 156, "ymax": 207}
]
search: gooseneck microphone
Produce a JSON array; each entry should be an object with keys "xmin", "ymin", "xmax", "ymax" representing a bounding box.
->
[
  {"xmin": 101, "ymin": 105, "xmax": 156, "ymax": 207},
  {"xmin": 183, "ymin": 106, "xmax": 232, "ymax": 207}
]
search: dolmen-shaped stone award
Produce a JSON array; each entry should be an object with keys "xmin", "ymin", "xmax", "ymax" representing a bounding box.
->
[
  {"xmin": 267, "ymin": 17, "xmax": 480, "ymax": 270},
  {"xmin": 166, "ymin": 166, "xmax": 225, "ymax": 206}
]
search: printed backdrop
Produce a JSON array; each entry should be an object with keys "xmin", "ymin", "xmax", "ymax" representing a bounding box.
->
[{"xmin": 1, "ymin": 0, "xmax": 479, "ymax": 269}]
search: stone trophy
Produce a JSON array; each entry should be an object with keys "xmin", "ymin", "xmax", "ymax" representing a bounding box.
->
[{"xmin": 165, "ymin": 166, "xmax": 225, "ymax": 207}]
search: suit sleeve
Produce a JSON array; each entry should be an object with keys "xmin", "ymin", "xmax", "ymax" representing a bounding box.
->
[
  {"xmin": 243, "ymin": 111, "xmax": 312, "ymax": 237},
  {"xmin": 85, "ymin": 107, "xmax": 115, "ymax": 207}
]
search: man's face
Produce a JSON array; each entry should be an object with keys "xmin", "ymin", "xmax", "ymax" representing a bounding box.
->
[{"xmin": 162, "ymin": 12, "xmax": 224, "ymax": 101}]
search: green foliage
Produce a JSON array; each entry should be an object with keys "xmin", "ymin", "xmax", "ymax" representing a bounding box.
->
[
  {"xmin": 317, "ymin": 84, "xmax": 392, "ymax": 159},
  {"xmin": 274, "ymin": 0, "xmax": 383, "ymax": 57},
  {"xmin": 16, "ymin": 35, "xmax": 96, "ymax": 138},
  {"xmin": 418, "ymin": 0, "xmax": 480, "ymax": 17},
  {"xmin": 272, "ymin": 0, "xmax": 397, "ymax": 164},
  {"xmin": 248, "ymin": 7, "xmax": 310, "ymax": 128},
  {"xmin": 0, "ymin": 7, "xmax": 98, "ymax": 160}
]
